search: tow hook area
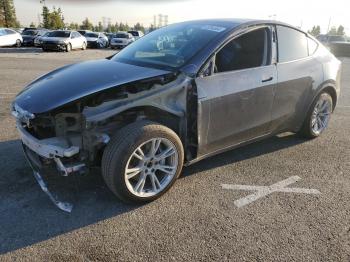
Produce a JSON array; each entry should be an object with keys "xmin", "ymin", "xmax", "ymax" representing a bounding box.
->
[{"xmin": 53, "ymin": 157, "xmax": 86, "ymax": 177}]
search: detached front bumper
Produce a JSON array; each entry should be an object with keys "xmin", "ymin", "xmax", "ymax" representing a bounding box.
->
[
  {"xmin": 16, "ymin": 122, "xmax": 87, "ymax": 212},
  {"xmin": 16, "ymin": 122, "xmax": 85, "ymax": 176}
]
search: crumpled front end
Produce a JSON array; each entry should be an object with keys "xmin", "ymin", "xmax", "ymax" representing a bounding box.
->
[{"xmin": 12, "ymin": 103, "xmax": 110, "ymax": 212}]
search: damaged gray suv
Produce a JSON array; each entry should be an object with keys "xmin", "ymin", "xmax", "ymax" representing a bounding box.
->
[{"xmin": 12, "ymin": 19, "xmax": 341, "ymax": 209}]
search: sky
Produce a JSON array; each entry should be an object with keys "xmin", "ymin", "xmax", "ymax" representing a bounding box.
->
[{"xmin": 14, "ymin": 0, "xmax": 350, "ymax": 34}]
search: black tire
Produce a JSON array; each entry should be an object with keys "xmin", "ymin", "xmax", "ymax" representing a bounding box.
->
[
  {"xmin": 298, "ymin": 92, "xmax": 333, "ymax": 138},
  {"xmin": 15, "ymin": 39, "xmax": 21, "ymax": 47},
  {"xmin": 102, "ymin": 120, "xmax": 184, "ymax": 203},
  {"xmin": 66, "ymin": 43, "xmax": 72, "ymax": 52}
]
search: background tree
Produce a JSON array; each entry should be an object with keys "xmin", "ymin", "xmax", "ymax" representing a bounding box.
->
[
  {"xmin": 308, "ymin": 25, "xmax": 320, "ymax": 37},
  {"xmin": 80, "ymin": 17, "xmax": 93, "ymax": 30},
  {"xmin": 336, "ymin": 25, "xmax": 345, "ymax": 36},
  {"xmin": 40, "ymin": 0, "xmax": 50, "ymax": 28},
  {"xmin": 149, "ymin": 24, "xmax": 155, "ymax": 32},
  {"xmin": 47, "ymin": 7, "xmax": 64, "ymax": 29},
  {"xmin": 68, "ymin": 22, "xmax": 79, "ymax": 30},
  {"xmin": 96, "ymin": 21, "xmax": 103, "ymax": 32},
  {"xmin": 29, "ymin": 21, "xmax": 35, "ymax": 27},
  {"xmin": 0, "ymin": 0, "xmax": 20, "ymax": 27},
  {"xmin": 328, "ymin": 26, "xmax": 337, "ymax": 35},
  {"xmin": 133, "ymin": 22, "xmax": 145, "ymax": 33},
  {"xmin": 118, "ymin": 22, "xmax": 129, "ymax": 31}
]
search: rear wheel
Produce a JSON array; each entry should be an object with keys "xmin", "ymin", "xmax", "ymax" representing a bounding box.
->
[
  {"xmin": 82, "ymin": 42, "xmax": 87, "ymax": 50},
  {"xmin": 102, "ymin": 121, "xmax": 184, "ymax": 203},
  {"xmin": 298, "ymin": 92, "xmax": 333, "ymax": 138}
]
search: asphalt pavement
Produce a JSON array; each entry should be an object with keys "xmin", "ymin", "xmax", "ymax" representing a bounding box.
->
[{"xmin": 0, "ymin": 47, "xmax": 349, "ymax": 261}]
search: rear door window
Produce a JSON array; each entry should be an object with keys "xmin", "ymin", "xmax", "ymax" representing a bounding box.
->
[
  {"xmin": 215, "ymin": 27, "xmax": 271, "ymax": 73},
  {"xmin": 277, "ymin": 26, "xmax": 308, "ymax": 62}
]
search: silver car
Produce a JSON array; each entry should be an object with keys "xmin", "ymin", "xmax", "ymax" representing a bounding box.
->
[
  {"xmin": 41, "ymin": 30, "xmax": 87, "ymax": 52},
  {"xmin": 12, "ymin": 19, "xmax": 341, "ymax": 210},
  {"xmin": 110, "ymin": 31, "xmax": 135, "ymax": 49}
]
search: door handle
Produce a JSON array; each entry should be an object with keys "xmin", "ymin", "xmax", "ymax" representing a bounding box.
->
[{"xmin": 262, "ymin": 76, "xmax": 273, "ymax": 83}]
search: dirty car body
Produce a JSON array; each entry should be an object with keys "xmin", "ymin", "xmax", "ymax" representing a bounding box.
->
[{"xmin": 12, "ymin": 19, "xmax": 341, "ymax": 209}]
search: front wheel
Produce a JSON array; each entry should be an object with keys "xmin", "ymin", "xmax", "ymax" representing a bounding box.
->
[
  {"xmin": 102, "ymin": 121, "xmax": 184, "ymax": 203},
  {"xmin": 66, "ymin": 43, "xmax": 72, "ymax": 52},
  {"xmin": 82, "ymin": 42, "xmax": 87, "ymax": 50},
  {"xmin": 298, "ymin": 92, "xmax": 333, "ymax": 138},
  {"xmin": 15, "ymin": 39, "xmax": 21, "ymax": 47}
]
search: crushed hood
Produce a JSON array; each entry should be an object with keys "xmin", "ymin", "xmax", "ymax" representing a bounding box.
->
[{"xmin": 14, "ymin": 59, "xmax": 171, "ymax": 113}]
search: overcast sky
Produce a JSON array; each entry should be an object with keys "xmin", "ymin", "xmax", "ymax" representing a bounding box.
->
[{"xmin": 14, "ymin": 0, "xmax": 350, "ymax": 33}]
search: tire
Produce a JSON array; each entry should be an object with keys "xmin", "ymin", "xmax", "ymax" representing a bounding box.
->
[
  {"xmin": 102, "ymin": 120, "xmax": 184, "ymax": 203},
  {"xmin": 82, "ymin": 42, "xmax": 87, "ymax": 50},
  {"xmin": 298, "ymin": 92, "xmax": 333, "ymax": 138},
  {"xmin": 15, "ymin": 39, "xmax": 21, "ymax": 47},
  {"xmin": 66, "ymin": 43, "xmax": 72, "ymax": 52}
]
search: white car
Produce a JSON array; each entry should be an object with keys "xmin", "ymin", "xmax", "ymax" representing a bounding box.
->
[
  {"xmin": 41, "ymin": 30, "xmax": 87, "ymax": 52},
  {"xmin": 0, "ymin": 28, "xmax": 22, "ymax": 47},
  {"xmin": 84, "ymin": 32, "xmax": 109, "ymax": 48},
  {"xmin": 110, "ymin": 32, "xmax": 135, "ymax": 49},
  {"xmin": 128, "ymin": 30, "xmax": 144, "ymax": 40}
]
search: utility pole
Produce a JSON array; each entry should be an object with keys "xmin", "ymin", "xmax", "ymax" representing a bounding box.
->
[{"xmin": 327, "ymin": 17, "xmax": 332, "ymax": 34}]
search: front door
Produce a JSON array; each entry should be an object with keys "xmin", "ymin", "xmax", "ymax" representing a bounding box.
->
[{"xmin": 195, "ymin": 26, "xmax": 277, "ymax": 157}]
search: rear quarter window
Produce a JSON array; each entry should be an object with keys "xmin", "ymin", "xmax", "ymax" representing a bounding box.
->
[
  {"xmin": 277, "ymin": 26, "xmax": 308, "ymax": 63},
  {"xmin": 307, "ymin": 37, "xmax": 318, "ymax": 55}
]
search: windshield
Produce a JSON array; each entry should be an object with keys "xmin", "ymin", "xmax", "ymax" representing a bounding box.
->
[
  {"xmin": 47, "ymin": 31, "xmax": 71, "ymax": 38},
  {"xmin": 112, "ymin": 23, "xmax": 228, "ymax": 69},
  {"xmin": 22, "ymin": 30, "xmax": 37, "ymax": 36},
  {"xmin": 115, "ymin": 33, "xmax": 128, "ymax": 38},
  {"xmin": 128, "ymin": 31, "xmax": 139, "ymax": 36},
  {"xmin": 85, "ymin": 33, "xmax": 99, "ymax": 38}
]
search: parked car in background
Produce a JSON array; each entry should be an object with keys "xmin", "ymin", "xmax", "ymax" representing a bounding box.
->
[
  {"xmin": 104, "ymin": 33, "xmax": 115, "ymax": 45},
  {"xmin": 34, "ymin": 31, "xmax": 51, "ymax": 47},
  {"xmin": 128, "ymin": 30, "xmax": 144, "ymax": 40},
  {"xmin": 85, "ymin": 32, "xmax": 109, "ymax": 48},
  {"xmin": 317, "ymin": 34, "xmax": 347, "ymax": 45},
  {"xmin": 110, "ymin": 31, "xmax": 134, "ymax": 49},
  {"xmin": 0, "ymin": 28, "xmax": 22, "ymax": 47},
  {"xmin": 42, "ymin": 30, "xmax": 87, "ymax": 52},
  {"xmin": 12, "ymin": 19, "xmax": 341, "ymax": 210},
  {"xmin": 21, "ymin": 29, "xmax": 49, "ymax": 46},
  {"xmin": 317, "ymin": 34, "xmax": 350, "ymax": 57},
  {"xmin": 77, "ymin": 30, "xmax": 92, "ymax": 36}
]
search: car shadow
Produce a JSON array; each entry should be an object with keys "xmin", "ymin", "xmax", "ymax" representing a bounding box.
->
[
  {"xmin": 0, "ymin": 133, "xmax": 306, "ymax": 254},
  {"xmin": 183, "ymin": 132, "xmax": 307, "ymax": 177}
]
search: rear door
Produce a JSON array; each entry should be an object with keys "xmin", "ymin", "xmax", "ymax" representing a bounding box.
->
[
  {"xmin": 270, "ymin": 26, "xmax": 323, "ymax": 132},
  {"xmin": 196, "ymin": 26, "xmax": 277, "ymax": 156}
]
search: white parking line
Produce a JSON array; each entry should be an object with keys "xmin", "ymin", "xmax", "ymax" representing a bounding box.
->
[{"xmin": 222, "ymin": 176, "xmax": 321, "ymax": 208}]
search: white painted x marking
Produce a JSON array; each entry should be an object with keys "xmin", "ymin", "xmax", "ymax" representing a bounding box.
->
[{"xmin": 222, "ymin": 176, "xmax": 321, "ymax": 208}]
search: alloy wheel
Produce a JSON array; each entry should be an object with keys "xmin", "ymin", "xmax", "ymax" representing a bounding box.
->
[
  {"xmin": 310, "ymin": 95, "xmax": 332, "ymax": 135},
  {"xmin": 124, "ymin": 138, "xmax": 179, "ymax": 198}
]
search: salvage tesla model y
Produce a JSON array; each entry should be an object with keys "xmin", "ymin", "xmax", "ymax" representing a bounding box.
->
[{"xmin": 12, "ymin": 19, "xmax": 341, "ymax": 210}]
